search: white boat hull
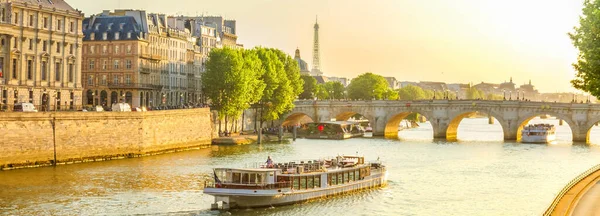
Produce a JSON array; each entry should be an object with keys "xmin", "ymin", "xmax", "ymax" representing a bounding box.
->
[
  {"xmin": 521, "ymin": 134, "xmax": 556, "ymax": 143},
  {"xmin": 363, "ymin": 132, "xmax": 373, "ymax": 138},
  {"xmin": 204, "ymin": 170, "xmax": 387, "ymax": 209}
]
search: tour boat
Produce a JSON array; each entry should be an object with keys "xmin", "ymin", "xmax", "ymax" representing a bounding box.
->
[
  {"xmin": 303, "ymin": 122, "xmax": 365, "ymax": 139},
  {"xmin": 203, "ymin": 156, "xmax": 387, "ymax": 209},
  {"xmin": 521, "ymin": 124, "xmax": 556, "ymax": 143}
]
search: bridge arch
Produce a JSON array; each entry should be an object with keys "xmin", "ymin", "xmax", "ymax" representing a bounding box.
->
[
  {"xmin": 384, "ymin": 111, "xmax": 436, "ymax": 139},
  {"xmin": 516, "ymin": 112, "xmax": 576, "ymax": 142},
  {"xmin": 281, "ymin": 112, "xmax": 315, "ymax": 127},
  {"xmin": 446, "ymin": 110, "xmax": 508, "ymax": 141}
]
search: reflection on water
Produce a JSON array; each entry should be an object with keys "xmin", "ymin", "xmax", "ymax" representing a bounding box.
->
[{"xmin": 2, "ymin": 118, "xmax": 600, "ymax": 215}]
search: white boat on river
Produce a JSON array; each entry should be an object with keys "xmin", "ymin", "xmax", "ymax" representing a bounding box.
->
[
  {"xmin": 203, "ymin": 155, "xmax": 387, "ymax": 209},
  {"xmin": 521, "ymin": 124, "xmax": 556, "ymax": 143}
]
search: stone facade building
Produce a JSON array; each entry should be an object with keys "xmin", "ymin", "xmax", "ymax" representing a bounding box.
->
[
  {"xmin": 0, "ymin": 0, "xmax": 83, "ymax": 111},
  {"xmin": 82, "ymin": 10, "xmax": 204, "ymax": 109}
]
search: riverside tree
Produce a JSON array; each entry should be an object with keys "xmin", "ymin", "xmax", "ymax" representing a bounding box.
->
[
  {"xmin": 323, "ymin": 81, "xmax": 346, "ymax": 100},
  {"xmin": 299, "ymin": 75, "xmax": 317, "ymax": 99},
  {"xmin": 569, "ymin": 0, "xmax": 600, "ymax": 97},
  {"xmin": 347, "ymin": 72, "xmax": 390, "ymax": 100},
  {"xmin": 397, "ymin": 85, "xmax": 427, "ymax": 100},
  {"xmin": 202, "ymin": 47, "xmax": 264, "ymax": 132}
]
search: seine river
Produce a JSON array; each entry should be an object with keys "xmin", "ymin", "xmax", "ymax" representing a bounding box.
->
[{"xmin": 3, "ymin": 118, "xmax": 600, "ymax": 215}]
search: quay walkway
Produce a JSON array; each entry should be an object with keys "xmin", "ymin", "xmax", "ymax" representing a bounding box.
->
[{"xmin": 545, "ymin": 164, "xmax": 600, "ymax": 215}]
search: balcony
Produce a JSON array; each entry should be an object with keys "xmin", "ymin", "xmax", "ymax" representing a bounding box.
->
[
  {"xmin": 107, "ymin": 82, "xmax": 164, "ymax": 90},
  {"xmin": 140, "ymin": 67, "xmax": 151, "ymax": 74}
]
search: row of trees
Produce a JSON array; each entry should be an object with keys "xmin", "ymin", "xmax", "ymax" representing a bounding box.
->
[{"xmin": 201, "ymin": 47, "xmax": 303, "ymax": 130}]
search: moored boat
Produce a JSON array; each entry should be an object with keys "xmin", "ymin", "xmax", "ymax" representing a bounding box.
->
[
  {"xmin": 203, "ymin": 155, "xmax": 387, "ymax": 209},
  {"xmin": 521, "ymin": 124, "xmax": 556, "ymax": 143},
  {"xmin": 364, "ymin": 126, "xmax": 373, "ymax": 137},
  {"xmin": 304, "ymin": 122, "xmax": 365, "ymax": 139}
]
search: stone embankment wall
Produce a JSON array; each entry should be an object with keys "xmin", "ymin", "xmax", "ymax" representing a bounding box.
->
[{"xmin": 0, "ymin": 108, "xmax": 213, "ymax": 170}]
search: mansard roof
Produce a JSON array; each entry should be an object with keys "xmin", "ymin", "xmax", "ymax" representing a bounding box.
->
[
  {"xmin": 14, "ymin": 0, "xmax": 75, "ymax": 11},
  {"xmin": 82, "ymin": 16, "xmax": 142, "ymax": 41}
]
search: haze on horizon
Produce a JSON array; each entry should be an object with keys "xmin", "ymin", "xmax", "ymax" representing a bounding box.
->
[{"xmin": 68, "ymin": 0, "xmax": 585, "ymax": 93}]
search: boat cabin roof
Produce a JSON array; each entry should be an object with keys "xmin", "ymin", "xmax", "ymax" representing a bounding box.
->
[{"xmin": 214, "ymin": 168, "xmax": 280, "ymax": 173}]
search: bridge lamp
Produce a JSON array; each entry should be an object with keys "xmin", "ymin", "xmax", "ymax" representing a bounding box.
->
[
  {"xmin": 509, "ymin": 91, "xmax": 512, "ymax": 100},
  {"xmin": 517, "ymin": 90, "xmax": 520, "ymax": 100}
]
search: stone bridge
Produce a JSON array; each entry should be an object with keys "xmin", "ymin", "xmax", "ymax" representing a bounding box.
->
[{"xmin": 282, "ymin": 100, "xmax": 600, "ymax": 142}]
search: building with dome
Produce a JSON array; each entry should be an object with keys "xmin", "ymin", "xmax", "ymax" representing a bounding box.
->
[{"xmin": 294, "ymin": 48, "xmax": 310, "ymax": 76}]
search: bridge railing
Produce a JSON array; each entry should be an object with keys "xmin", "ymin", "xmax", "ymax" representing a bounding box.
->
[
  {"xmin": 543, "ymin": 163, "xmax": 600, "ymax": 216},
  {"xmin": 294, "ymin": 99, "xmax": 597, "ymax": 108}
]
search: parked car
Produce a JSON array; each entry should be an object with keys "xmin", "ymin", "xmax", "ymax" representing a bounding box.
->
[
  {"xmin": 14, "ymin": 103, "xmax": 38, "ymax": 112},
  {"xmin": 111, "ymin": 102, "xmax": 132, "ymax": 112}
]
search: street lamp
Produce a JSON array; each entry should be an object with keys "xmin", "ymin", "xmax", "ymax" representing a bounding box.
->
[
  {"xmin": 329, "ymin": 90, "xmax": 334, "ymax": 100},
  {"xmin": 92, "ymin": 92, "xmax": 96, "ymax": 107},
  {"xmin": 509, "ymin": 91, "xmax": 512, "ymax": 100},
  {"xmin": 455, "ymin": 90, "xmax": 459, "ymax": 100},
  {"xmin": 503, "ymin": 90, "xmax": 506, "ymax": 101},
  {"xmin": 372, "ymin": 89, "xmax": 375, "ymax": 100},
  {"xmin": 517, "ymin": 90, "xmax": 520, "ymax": 100},
  {"xmin": 433, "ymin": 90, "xmax": 436, "ymax": 100}
]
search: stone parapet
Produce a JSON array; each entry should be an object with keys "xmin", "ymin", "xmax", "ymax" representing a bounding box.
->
[{"xmin": 0, "ymin": 108, "xmax": 213, "ymax": 170}]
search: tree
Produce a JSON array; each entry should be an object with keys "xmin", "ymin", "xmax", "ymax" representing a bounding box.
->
[
  {"xmin": 486, "ymin": 93, "xmax": 504, "ymax": 100},
  {"xmin": 384, "ymin": 88, "xmax": 399, "ymax": 100},
  {"xmin": 466, "ymin": 87, "xmax": 485, "ymax": 99},
  {"xmin": 315, "ymin": 83, "xmax": 329, "ymax": 100},
  {"xmin": 299, "ymin": 75, "xmax": 317, "ymax": 99},
  {"xmin": 347, "ymin": 72, "xmax": 390, "ymax": 100},
  {"xmin": 323, "ymin": 81, "xmax": 345, "ymax": 100},
  {"xmin": 570, "ymin": 0, "xmax": 600, "ymax": 97},
  {"xmin": 202, "ymin": 47, "xmax": 263, "ymax": 131},
  {"xmin": 398, "ymin": 85, "xmax": 427, "ymax": 100}
]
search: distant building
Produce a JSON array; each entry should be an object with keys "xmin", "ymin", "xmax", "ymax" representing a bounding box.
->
[
  {"xmin": 498, "ymin": 77, "xmax": 516, "ymax": 92},
  {"xmin": 417, "ymin": 81, "xmax": 447, "ymax": 91},
  {"xmin": 384, "ymin": 77, "xmax": 399, "ymax": 89},
  {"xmin": 328, "ymin": 77, "xmax": 348, "ymax": 86},
  {"xmin": 312, "ymin": 76, "xmax": 329, "ymax": 84},
  {"xmin": 294, "ymin": 48, "xmax": 310, "ymax": 76},
  {"xmin": 518, "ymin": 80, "xmax": 539, "ymax": 100},
  {"xmin": 399, "ymin": 81, "xmax": 418, "ymax": 88},
  {"xmin": 311, "ymin": 18, "xmax": 323, "ymax": 76}
]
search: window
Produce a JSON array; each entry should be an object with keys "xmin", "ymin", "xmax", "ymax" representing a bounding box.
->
[
  {"xmin": 293, "ymin": 177, "xmax": 300, "ymax": 190},
  {"xmin": 89, "ymin": 59, "xmax": 94, "ymax": 70},
  {"xmin": 69, "ymin": 21, "xmax": 74, "ymax": 32},
  {"xmin": 41, "ymin": 61, "xmax": 47, "ymax": 81},
  {"xmin": 42, "ymin": 40, "xmax": 47, "ymax": 51},
  {"xmin": 344, "ymin": 172, "xmax": 349, "ymax": 183},
  {"xmin": 90, "ymin": 45, "xmax": 95, "ymax": 54},
  {"xmin": 126, "ymin": 60, "xmax": 131, "ymax": 69},
  {"xmin": 125, "ymin": 74, "xmax": 131, "ymax": 84},
  {"xmin": 115, "ymin": 32, "xmax": 119, "ymax": 40},
  {"xmin": 101, "ymin": 75, "xmax": 107, "ymax": 85},
  {"xmin": 43, "ymin": 17, "xmax": 48, "ymax": 28},
  {"xmin": 114, "ymin": 45, "xmax": 119, "ymax": 54},
  {"xmin": 1, "ymin": 8, "xmax": 5, "ymax": 22},
  {"xmin": 56, "ymin": 42, "xmax": 60, "ymax": 53},
  {"xmin": 28, "ymin": 39, "xmax": 32, "ymax": 50},
  {"xmin": 300, "ymin": 176, "xmax": 307, "ymax": 190},
  {"xmin": 0, "ymin": 57, "xmax": 3, "ymax": 78},
  {"xmin": 12, "ymin": 59, "xmax": 17, "ymax": 79},
  {"xmin": 69, "ymin": 44, "xmax": 73, "ymax": 54},
  {"xmin": 57, "ymin": 19, "xmax": 62, "ymax": 31},
  {"xmin": 127, "ymin": 32, "xmax": 131, "ymax": 39},
  {"xmin": 14, "ymin": 12, "xmax": 18, "ymax": 24},
  {"xmin": 331, "ymin": 174, "xmax": 337, "ymax": 186},
  {"xmin": 87, "ymin": 75, "xmax": 93, "ymax": 85},
  {"xmin": 68, "ymin": 64, "xmax": 73, "ymax": 82},
  {"xmin": 102, "ymin": 32, "xmax": 107, "ymax": 40},
  {"xmin": 315, "ymin": 175, "xmax": 321, "ymax": 187},
  {"xmin": 126, "ymin": 45, "xmax": 131, "ymax": 54},
  {"xmin": 90, "ymin": 33, "xmax": 95, "ymax": 40},
  {"xmin": 338, "ymin": 173, "xmax": 343, "ymax": 185},
  {"xmin": 29, "ymin": 15, "xmax": 33, "ymax": 26},
  {"xmin": 113, "ymin": 75, "xmax": 119, "ymax": 84},
  {"xmin": 113, "ymin": 60, "xmax": 119, "ymax": 70},
  {"xmin": 349, "ymin": 170, "xmax": 354, "ymax": 181},
  {"xmin": 102, "ymin": 60, "xmax": 107, "ymax": 70},
  {"xmin": 26, "ymin": 60, "xmax": 32, "ymax": 80},
  {"xmin": 102, "ymin": 45, "xmax": 107, "ymax": 54},
  {"xmin": 55, "ymin": 62, "xmax": 61, "ymax": 81},
  {"xmin": 12, "ymin": 38, "xmax": 16, "ymax": 48}
]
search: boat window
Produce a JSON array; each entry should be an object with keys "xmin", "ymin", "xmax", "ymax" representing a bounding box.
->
[
  {"xmin": 337, "ymin": 173, "xmax": 343, "ymax": 185},
  {"xmin": 250, "ymin": 173, "xmax": 257, "ymax": 184},
  {"xmin": 242, "ymin": 173, "xmax": 249, "ymax": 184},
  {"xmin": 344, "ymin": 172, "xmax": 350, "ymax": 183},
  {"xmin": 331, "ymin": 174, "xmax": 337, "ymax": 186},
  {"xmin": 307, "ymin": 176, "xmax": 314, "ymax": 188},
  {"xmin": 257, "ymin": 173, "xmax": 264, "ymax": 184},
  {"xmin": 367, "ymin": 167, "xmax": 371, "ymax": 176},
  {"xmin": 355, "ymin": 170, "xmax": 360, "ymax": 180},
  {"xmin": 315, "ymin": 175, "xmax": 321, "ymax": 187},
  {"xmin": 300, "ymin": 176, "xmax": 307, "ymax": 190},
  {"xmin": 232, "ymin": 173, "xmax": 241, "ymax": 184},
  {"xmin": 349, "ymin": 170, "xmax": 354, "ymax": 181},
  {"xmin": 293, "ymin": 177, "xmax": 300, "ymax": 190}
]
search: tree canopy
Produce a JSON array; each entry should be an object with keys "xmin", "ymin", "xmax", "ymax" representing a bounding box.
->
[
  {"xmin": 569, "ymin": 0, "xmax": 600, "ymax": 97},
  {"xmin": 299, "ymin": 75, "xmax": 317, "ymax": 99},
  {"xmin": 347, "ymin": 72, "xmax": 390, "ymax": 100},
  {"xmin": 398, "ymin": 85, "xmax": 427, "ymax": 100},
  {"xmin": 323, "ymin": 81, "xmax": 346, "ymax": 100}
]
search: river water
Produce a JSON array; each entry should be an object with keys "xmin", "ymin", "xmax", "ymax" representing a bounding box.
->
[{"xmin": 2, "ymin": 118, "xmax": 600, "ymax": 215}]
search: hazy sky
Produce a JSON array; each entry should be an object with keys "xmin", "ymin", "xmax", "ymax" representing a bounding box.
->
[{"xmin": 68, "ymin": 0, "xmax": 585, "ymax": 92}]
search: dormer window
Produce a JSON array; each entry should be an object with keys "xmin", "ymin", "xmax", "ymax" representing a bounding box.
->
[
  {"xmin": 114, "ymin": 32, "xmax": 119, "ymax": 40},
  {"xmin": 94, "ymin": 23, "xmax": 100, "ymax": 30},
  {"xmin": 119, "ymin": 23, "xmax": 125, "ymax": 30},
  {"xmin": 107, "ymin": 23, "xmax": 113, "ymax": 30},
  {"xmin": 90, "ymin": 33, "xmax": 95, "ymax": 40},
  {"xmin": 102, "ymin": 32, "xmax": 107, "ymax": 40},
  {"xmin": 127, "ymin": 32, "xmax": 131, "ymax": 39}
]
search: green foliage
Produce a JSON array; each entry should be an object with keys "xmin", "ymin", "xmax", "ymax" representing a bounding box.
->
[
  {"xmin": 384, "ymin": 88, "xmax": 399, "ymax": 100},
  {"xmin": 486, "ymin": 93, "xmax": 504, "ymax": 100},
  {"xmin": 466, "ymin": 87, "xmax": 485, "ymax": 99},
  {"xmin": 315, "ymin": 84, "xmax": 329, "ymax": 100},
  {"xmin": 323, "ymin": 81, "xmax": 346, "ymax": 100},
  {"xmin": 299, "ymin": 75, "xmax": 317, "ymax": 99},
  {"xmin": 570, "ymin": 0, "xmax": 600, "ymax": 97},
  {"xmin": 202, "ymin": 48, "xmax": 263, "ymax": 120},
  {"xmin": 347, "ymin": 72, "xmax": 390, "ymax": 100},
  {"xmin": 398, "ymin": 85, "xmax": 427, "ymax": 100}
]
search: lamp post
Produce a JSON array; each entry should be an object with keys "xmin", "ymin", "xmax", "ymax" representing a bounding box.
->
[
  {"xmin": 433, "ymin": 90, "xmax": 436, "ymax": 100},
  {"xmin": 330, "ymin": 91, "xmax": 334, "ymax": 100},
  {"xmin": 344, "ymin": 90, "xmax": 348, "ymax": 101},
  {"xmin": 509, "ymin": 91, "xmax": 512, "ymax": 100},
  {"xmin": 372, "ymin": 89, "xmax": 375, "ymax": 100},
  {"xmin": 517, "ymin": 90, "xmax": 520, "ymax": 100},
  {"xmin": 92, "ymin": 92, "xmax": 96, "ymax": 107},
  {"xmin": 456, "ymin": 90, "xmax": 459, "ymax": 100}
]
